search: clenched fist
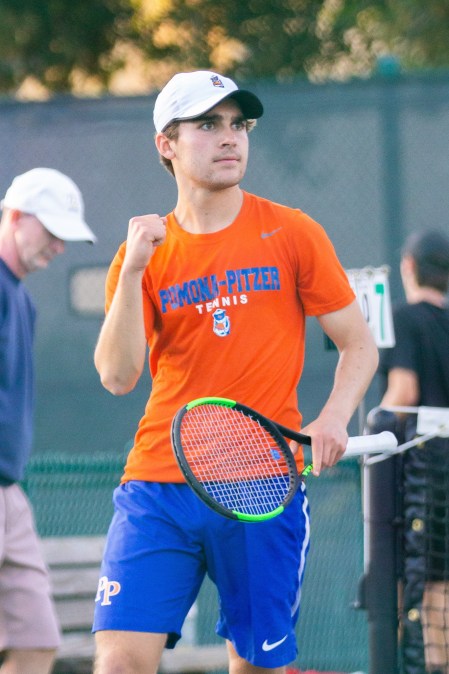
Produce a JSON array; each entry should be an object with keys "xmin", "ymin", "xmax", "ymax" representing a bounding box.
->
[{"xmin": 123, "ymin": 214, "xmax": 167, "ymax": 272}]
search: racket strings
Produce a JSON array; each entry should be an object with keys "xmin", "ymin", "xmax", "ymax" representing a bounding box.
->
[{"xmin": 180, "ymin": 404, "xmax": 294, "ymax": 515}]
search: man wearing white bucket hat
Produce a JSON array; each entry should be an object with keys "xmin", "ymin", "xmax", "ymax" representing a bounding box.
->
[{"xmin": 0, "ymin": 168, "xmax": 95, "ymax": 673}]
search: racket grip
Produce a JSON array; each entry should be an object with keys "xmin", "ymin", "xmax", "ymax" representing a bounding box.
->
[{"xmin": 344, "ymin": 431, "xmax": 398, "ymax": 457}]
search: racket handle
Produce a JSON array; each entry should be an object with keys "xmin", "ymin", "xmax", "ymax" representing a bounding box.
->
[{"xmin": 344, "ymin": 431, "xmax": 398, "ymax": 457}]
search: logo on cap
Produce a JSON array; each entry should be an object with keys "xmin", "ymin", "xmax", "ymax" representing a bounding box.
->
[
  {"xmin": 210, "ymin": 75, "xmax": 224, "ymax": 88},
  {"xmin": 67, "ymin": 192, "xmax": 80, "ymax": 214}
]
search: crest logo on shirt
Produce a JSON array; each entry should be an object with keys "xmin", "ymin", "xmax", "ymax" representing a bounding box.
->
[{"xmin": 213, "ymin": 308, "xmax": 230, "ymax": 337}]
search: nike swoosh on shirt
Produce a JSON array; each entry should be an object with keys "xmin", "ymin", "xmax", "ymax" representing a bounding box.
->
[
  {"xmin": 260, "ymin": 227, "xmax": 283, "ymax": 239},
  {"xmin": 262, "ymin": 635, "xmax": 288, "ymax": 651}
]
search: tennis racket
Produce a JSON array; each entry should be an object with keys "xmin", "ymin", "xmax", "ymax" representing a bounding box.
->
[{"xmin": 171, "ymin": 396, "xmax": 397, "ymax": 523}]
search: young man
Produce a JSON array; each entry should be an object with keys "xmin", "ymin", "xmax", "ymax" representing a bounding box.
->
[
  {"xmin": 93, "ymin": 70, "xmax": 378, "ymax": 674},
  {"xmin": 378, "ymin": 230, "xmax": 449, "ymax": 674},
  {"xmin": 0, "ymin": 167, "xmax": 96, "ymax": 674}
]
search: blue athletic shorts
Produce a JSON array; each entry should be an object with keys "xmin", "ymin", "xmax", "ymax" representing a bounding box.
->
[{"xmin": 93, "ymin": 480, "xmax": 310, "ymax": 668}]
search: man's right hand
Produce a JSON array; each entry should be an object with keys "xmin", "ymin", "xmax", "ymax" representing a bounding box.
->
[{"xmin": 123, "ymin": 214, "xmax": 167, "ymax": 272}]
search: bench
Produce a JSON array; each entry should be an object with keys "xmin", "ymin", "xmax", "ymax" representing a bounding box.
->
[{"xmin": 41, "ymin": 535, "xmax": 228, "ymax": 673}]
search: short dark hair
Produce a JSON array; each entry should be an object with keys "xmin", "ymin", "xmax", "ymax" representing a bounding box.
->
[{"xmin": 403, "ymin": 230, "xmax": 449, "ymax": 292}]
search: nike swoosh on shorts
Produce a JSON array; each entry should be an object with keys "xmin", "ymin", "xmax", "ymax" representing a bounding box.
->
[{"xmin": 262, "ymin": 634, "xmax": 288, "ymax": 651}]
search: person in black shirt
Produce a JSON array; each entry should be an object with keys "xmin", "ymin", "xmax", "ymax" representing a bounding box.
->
[{"xmin": 379, "ymin": 229, "xmax": 449, "ymax": 674}]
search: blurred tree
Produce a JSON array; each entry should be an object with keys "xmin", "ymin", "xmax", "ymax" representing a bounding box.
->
[
  {"xmin": 0, "ymin": 0, "xmax": 133, "ymax": 94},
  {"xmin": 132, "ymin": 0, "xmax": 449, "ymax": 81},
  {"xmin": 315, "ymin": 0, "xmax": 449, "ymax": 80},
  {"xmin": 1, "ymin": 0, "xmax": 448, "ymax": 97},
  {"xmin": 133, "ymin": 0, "xmax": 325, "ymax": 82}
]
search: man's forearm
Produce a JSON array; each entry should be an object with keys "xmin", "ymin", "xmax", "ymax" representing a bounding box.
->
[
  {"xmin": 323, "ymin": 336, "xmax": 379, "ymax": 425},
  {"xmin": 94, "ymin": 268, "xmax": 147, "ymax": 395}
]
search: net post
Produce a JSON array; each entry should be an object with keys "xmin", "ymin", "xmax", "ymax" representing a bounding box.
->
[{"xmin": 362, "ymin": 453, "xmax": 401, "ymax": 674}]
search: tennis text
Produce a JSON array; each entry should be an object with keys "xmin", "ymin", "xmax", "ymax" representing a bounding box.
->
[{"xmin": 195, "ymin": 294, "xmax": 248, "ymax": 314}]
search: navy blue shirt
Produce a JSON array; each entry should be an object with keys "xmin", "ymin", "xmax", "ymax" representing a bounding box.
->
[{"xmin": 0, "ymin": 258, "xmax": 36, "ymax": 483}]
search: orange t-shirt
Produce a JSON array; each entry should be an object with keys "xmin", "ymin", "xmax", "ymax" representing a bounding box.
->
[{"xmin": 104, "ymin": 191, "xmax": 355, "ymax": 482}]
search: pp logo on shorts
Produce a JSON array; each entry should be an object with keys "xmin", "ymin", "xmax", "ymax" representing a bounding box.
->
[{"xmin": 95, "ymin": 576, "xmax": 121, "ymax": 605}]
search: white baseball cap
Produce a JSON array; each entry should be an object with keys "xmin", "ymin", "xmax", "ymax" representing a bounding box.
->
[
  {"xmin": 153, "ymin": 70, "xmax": 264, "ymax": 133},
  {"xmin": 1, "ymin": 168, "xmax": 97, "ymax": 243}
]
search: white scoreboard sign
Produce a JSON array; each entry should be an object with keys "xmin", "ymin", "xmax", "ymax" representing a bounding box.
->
[{"xmin": 346, "ymin": 266, "xmax": 395, "ymax": 348}]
